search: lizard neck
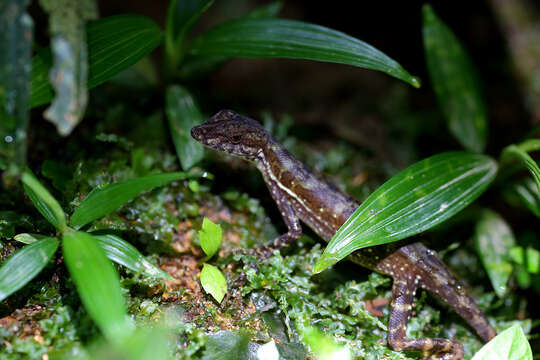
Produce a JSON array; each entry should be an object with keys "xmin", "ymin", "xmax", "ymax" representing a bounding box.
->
[{"xmin": 254, "ymin": 138, "xmax": 358, "ymax": 241}]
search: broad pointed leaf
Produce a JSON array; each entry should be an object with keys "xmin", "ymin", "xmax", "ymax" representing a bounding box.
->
[
  {"xmin": 199, "ymin": 217, "xmax": 221, "ymax": 258},
  {"xmin": 70, "ymin": 172, "xmax": 195, "ymax": 228},
  {"xmin": 62, "ymin": 230, "xmax": 132, "ymax": 341},
  {"xmin": 471, "ymin": 325, "xmax": 532, "ymax": 360},
  {"xmin": 92, "ymin": 233, "xmax": 173, "ymax": 280},
  {"xmin": 474, "ymin": 210, "xmax": 515, "ymax": 297},
  {"xmin": 315, "ymin": 152, "xmax": 497, "ymax": 272},
  {"xmin": 166, "ymin": 85, "xmax": 204, "ymax": 170},
  {"xmin": 0, "ymin": 237, "xmax": 58, "ymax": 302},
  {"xmin": 21, "ymin": 169, "xmax": 67, "ymax": 231},
  {"xmin": 200, "ymin": 263, "xmax": 227, "ymax": 303},
  {"xmin": 30, "ymin": 14, "xmax": 163, "ymax": 108},
  {"xmin": 423, "ymin": 4, "xmax": 487, "ymax": 152},
  {"xmin": 186, "ymin": 18, "xmax": 420, "ymax": 87}
]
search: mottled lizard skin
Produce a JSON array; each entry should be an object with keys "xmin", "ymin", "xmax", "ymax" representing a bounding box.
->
[{"xmin": 191, "ymin": 110, "xmax": 496, "ymax": 359}]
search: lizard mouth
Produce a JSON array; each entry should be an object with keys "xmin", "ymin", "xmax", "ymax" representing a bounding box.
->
[{"xmin": 190, "ymin": 125, "xmax": 205, "ymax": 142}]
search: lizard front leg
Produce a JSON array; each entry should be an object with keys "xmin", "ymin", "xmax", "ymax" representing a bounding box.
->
[
  {"xmin": 244, "ymin": 172, "xmax": 302, "ymax": 259},
  {"xmin": 387, "ymin": 275, "xmax": 464, "ymax": 360},
  {"xmin": 260, "ymin": 183, "xmax": 302, "ymax": 256},
  {"xmin": 253, "ymin": 169, "xmax": 302, "ymax": 257}
]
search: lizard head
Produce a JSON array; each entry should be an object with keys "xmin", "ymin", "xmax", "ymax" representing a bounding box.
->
[{"xmin": 191, "ymin": 110, "xmax": 269, "ymax": 159}]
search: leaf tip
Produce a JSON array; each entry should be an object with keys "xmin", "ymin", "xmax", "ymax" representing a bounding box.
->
[
  {"xmin": 410, "ymin": 76, "xmax": 422, "ymax": 88},
  {"xmin": 421, "ymin": 3, "xmax": 436, "ymax": 22},
  {"xmin": 313, "ymin": 254, "xmax": 340, "ymax": 274}
]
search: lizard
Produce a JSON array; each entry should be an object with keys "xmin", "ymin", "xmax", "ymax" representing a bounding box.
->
[{"xmin": 190, "ymin": 110, "xmax": 497, "ymax": 360}]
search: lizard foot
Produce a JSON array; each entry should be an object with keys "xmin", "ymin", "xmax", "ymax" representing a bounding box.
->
[
  {"xmin": 387, "ymin": 274, "xmax": 465, "ymax": 359},
  {"xmin": 425, "ymin": 342, "xmax": 464, "ymax": 360},
  {"xmin": 225, "ymin": 245, "xmax": 278, "ymax": 261}
]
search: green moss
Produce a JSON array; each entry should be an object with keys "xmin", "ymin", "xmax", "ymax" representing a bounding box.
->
[{"xmin": 235, "ymin": 244, "xmax": 511, "ymax": 359}]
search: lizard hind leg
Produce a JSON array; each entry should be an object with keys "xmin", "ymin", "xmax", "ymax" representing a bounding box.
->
[
  {"xmin": 387, "ymin": 276, "xmax": 465, "ymax": 360},
  {"xmin": 415, "ymin": 250, "xmax": 497, "ymax": 343}
]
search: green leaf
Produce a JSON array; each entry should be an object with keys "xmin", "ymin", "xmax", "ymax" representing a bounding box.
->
[
  {"xmin": 245, "ymin": 1, "xmax": 282, "ymax": 18},
  {"xmin": 513, "ymin": 178, "xmax": 540, "ymax": 217},
  {"xmin": 314, "ymin": 152, "xmax": 497, "ymax": 273},
  {"xmin": 70, "ymin": 172, "xmax": 194, "ymax": 228},
  {"xmin": 13, "ymin": 233, "xmax": 48, "ymax": 244},
  {"xmin": 517, "ymin": 138, "xmax": 540, "ymax": 153},
  {"xmin": 474, "ymin": 210, "xmax": 515, "ymax": 297},
  {"xmin": 510, "ymin": 246, "xmax": 525, "ymax": 266},
  {"xmin": 503, "ymin": 140, "xmax": 540, "ymax": 195},
  {"xmin": 301, "ymin": 325, "xmax": 351, "ymax": 360},
  {"xmin": 165, "ymin": 0, "xmax": 214, "ymax": 70},
  {"xmin": 471, "ymin": 325, "xmax": 532, "ymax": 360},
  {"xmin": 30, "ymin": 14, "xmax": 163, "ymax": 108},
  {"xmin": 0, "ymin": 237, "xmax": 58, "ymax": 302},
  {"xmin": 113, "ymin": 321, "xmax": 173, "ymax": 360},
  {"xmin": 21, "ymin": 169, "xmax": 67, "ymax": 231},
  {"xmin": 526, "ymin": 247, "xmax": 540, "ymax": 274},
  {"xmin": 422, "ymin": 4, "xmax": 487, "ymax": 152},
  {"xmin": 62, "ymin": 230, "xmax": 132, "ymax": 341},
  {"xmin": 200, "ymin": 263, "xmax": 227, "ymax": 303},
  {"xmin": 0, "ymin": 0, "xmax": 33, "ymax": 176},
  {"xmin": 178, "ymin": 1, "xmax": 282, "ymax": 78},
  {"xmin": 166, "ymin": 85, "xmax": 205, "ymax": 170},
  {"xmin": 91, "ymin": 233, "xmax": 173, "ymax": 280},
  {"xmin": 199, "ymin": 217, "xmax": 222, "ymax": 258},
  {"xmin": 186, "ymin": 18, "xmax": 420, "ymax": 87}
]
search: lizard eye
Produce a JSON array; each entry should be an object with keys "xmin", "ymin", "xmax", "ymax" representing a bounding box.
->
[{"xmin": 230, "ymin": 134, "xmax": 242, "ymax": 143}]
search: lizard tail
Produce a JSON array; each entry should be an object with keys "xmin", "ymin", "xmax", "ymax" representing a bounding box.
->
[{"xmin": 414, "ymin": 244, "xmax": 497, "ymax": 342}]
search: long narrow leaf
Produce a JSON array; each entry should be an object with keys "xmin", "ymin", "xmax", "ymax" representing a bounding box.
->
[
  {"xmin": 62, "ymin": 230, "xmax": 132, "ymax": 341},
  {"xmin": 166, "ymin": 85, "xmax": 204, "ymax": 170},
  {"xmin": 21, "ymin": 169, "xmax": 67, "ymax": 231},
  {"xmin": 314, "ymin": 152, "xmax": 497, "ymax": 272},
  {"xmin": 70, "ymin": 172, "xmax": 195, "ymax": 228},
  {"xmin": 186, "ymin": 18, "xmax": 420, "ymax": 87},
  {"xmin": 30, "ymin": 14, "xmax": 163, "ymax": 108},
  {"xmin": 165, "ymin": 0, "xmax": 214, "ymax": 70},
  {"xmin": 513, "ymin": 178, "xmax": 540, "ymax": 217},
  {"xmin": 0, "ymin": 237, "xmax": 59, "ymax": 302},
  {"xmin": 423, "ymin": 4, "xmax": 487, "ymax": 152},
  {"xmin": 92, "ymin": 233, "xmax": 173, "ymax": 280},
  {"xmin": 503, "ymin": 143, "xmax": 540, "ymax": 194},
  {"xmin": 178, "ymin": 1, "xmax": 282, "ymax": 78}
]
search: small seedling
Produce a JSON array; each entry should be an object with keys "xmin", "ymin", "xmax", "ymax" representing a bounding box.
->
[{"xmin": 198, "ymin": 217, "xmax": 227, "ymax": 303}]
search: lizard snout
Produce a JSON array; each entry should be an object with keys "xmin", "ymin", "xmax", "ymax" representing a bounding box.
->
[{"xmin": 190, "ymin": 125, "xmax": 204, "ymax": 141}]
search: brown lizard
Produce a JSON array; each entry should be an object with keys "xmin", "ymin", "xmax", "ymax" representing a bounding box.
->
[{"xmin": 191, "ymin": 110, "xmax": 497, "ymax": 359}]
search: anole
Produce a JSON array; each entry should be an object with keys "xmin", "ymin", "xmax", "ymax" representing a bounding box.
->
[{"xmin": 191, "ymin": 110, "xmax": 496, "ymax": 359}]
